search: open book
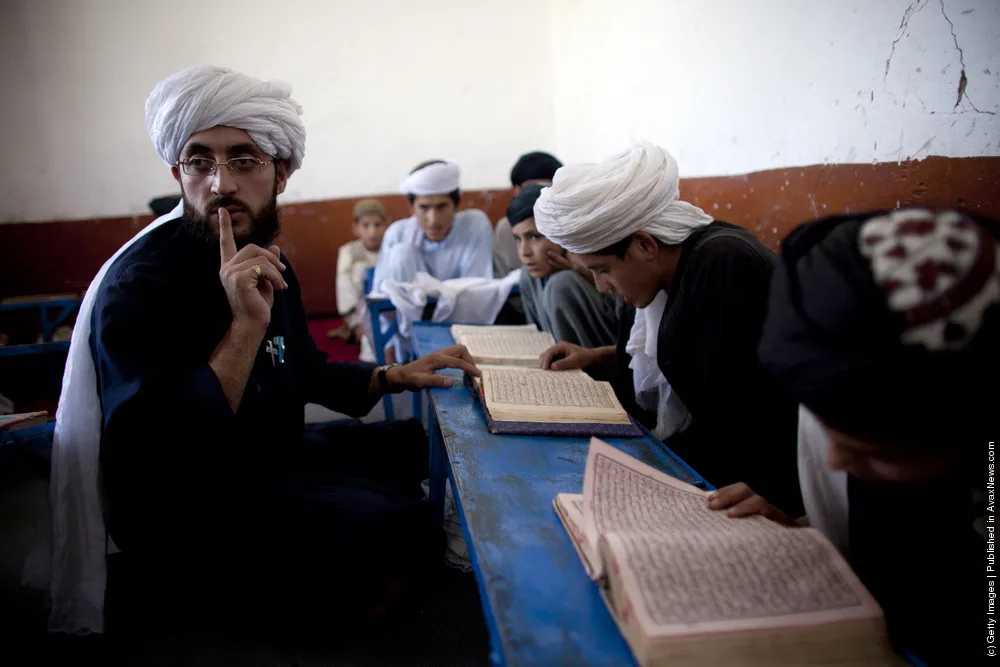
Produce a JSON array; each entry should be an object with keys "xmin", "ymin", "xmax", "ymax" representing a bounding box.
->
[
  {"xmin": 450, "ymin": 324, "xmax": 556, "ymax": 366},
  {"xmin": 554, "ymin": 438, "xmax": 903, "ymax": 667},
  {"xmin": 467, "ymin": 366, "xmax": 641, "ymax": 437}
]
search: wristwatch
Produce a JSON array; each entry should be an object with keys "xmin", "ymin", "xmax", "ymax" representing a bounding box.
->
[{"xmin": 376, "ymin": 363, "xmax": 400, "ymax": 393}]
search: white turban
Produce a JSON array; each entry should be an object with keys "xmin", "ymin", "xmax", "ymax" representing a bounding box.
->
[
  {"xmin": 145, "ymin": 65, "xmax": 306, "ymax": 173},
  {"xmin": 400, "ymin": 160, "xmax": 461, "ymax": 196},
  {"xmin": 534, "ymin": 142, "xmax": 711, "ymax": 446},
  {"xmin": 533, "ymin": 142, "xmax": 712, "ymax": 255}
]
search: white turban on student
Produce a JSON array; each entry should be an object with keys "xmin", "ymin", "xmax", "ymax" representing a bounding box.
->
[
  {"xmin": 534, "ymin": 142, "xmax": 712, "ymax": 443},
  {"xmin": 145, "ymin": 65, "xmax": 306, "ymax": 173},
  {"xmin": 400, "ymin": 160, "xmax": 461, "ymax": 196},
  {"xmin": 533, "ymin": 142, "xmax": 712, "ymax": 254}
]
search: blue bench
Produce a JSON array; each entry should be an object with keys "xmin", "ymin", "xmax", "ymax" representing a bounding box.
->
[
  {"xmin": 363, "ymin": 264, "xmax": 413, "ymax": 421},
  {"xmin": 0, "ymin": 420, "xmax": 55, "ymax": 453},
  {"xmin": 0, "ymin": 293, "xmax": 81, "ymax": 358}
]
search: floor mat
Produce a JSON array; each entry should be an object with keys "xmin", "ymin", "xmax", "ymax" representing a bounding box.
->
[{"xmin": 308, "ymin": 317, "xmax": 361, "ymax": 363}]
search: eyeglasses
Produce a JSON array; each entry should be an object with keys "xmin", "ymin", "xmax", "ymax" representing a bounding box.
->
[{"xmin": 177, "ymin": 157, "xmax": 273, "ymax": 178}]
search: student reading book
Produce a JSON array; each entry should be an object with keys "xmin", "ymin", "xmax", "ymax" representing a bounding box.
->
[
  {"xmin": 554, "ymin": 438, "xmax": 902, "ymax": 667},
  {"xmin": 450, "ymin": 324, "xmax": 555, "ymax": 366}
]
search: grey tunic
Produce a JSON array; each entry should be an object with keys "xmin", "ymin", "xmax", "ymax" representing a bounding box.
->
[
  {"xmin": 492, "ymin": 216, "xmax": 522, "ymax": 277},
  {"xmin": 520, "ymin": 268, "xmax": 619, "ymax": 348}
]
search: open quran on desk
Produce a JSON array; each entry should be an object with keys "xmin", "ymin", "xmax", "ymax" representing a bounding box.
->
[
  {"xmin": 452, "ymin": 324, "xmax": 641, "ymax": 438},
  {"xmin": 555, "ymin": 438, "xmax": 906, "ymax": 667}
]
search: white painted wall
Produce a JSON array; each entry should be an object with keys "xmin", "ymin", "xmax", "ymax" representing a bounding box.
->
[
  {"xmin": 2, "ymin": 0, "xmax": 998, "ymax": 223},
  {"xmin": 551, "ymin": 0, "xmax": 1000, "ymax": 176},
  {"xmin": 0, "ymin": 0, "xmax": 555, "ymax": 222}
]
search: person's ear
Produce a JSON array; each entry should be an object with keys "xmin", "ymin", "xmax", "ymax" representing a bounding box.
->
[
  {"xmin": 631, "ymin": 231, "xmax": 660, "ymax": 261},
  {"xmin": 275, "ymin": 160, "xmax": 290, "ymax": 195},
  {"xmin": 171, "ymin": 165, "xmax": 181, "ymax": 183}
]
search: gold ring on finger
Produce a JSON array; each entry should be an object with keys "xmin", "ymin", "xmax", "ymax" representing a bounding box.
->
[{"xmin": 252, "ymin": 264, "xmax": 262, "ymax": 278}]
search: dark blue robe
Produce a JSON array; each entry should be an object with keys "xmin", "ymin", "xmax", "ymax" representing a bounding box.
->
[{"xmin": 90, "ymin": 221, "xmax": 441, "ymax": 628}]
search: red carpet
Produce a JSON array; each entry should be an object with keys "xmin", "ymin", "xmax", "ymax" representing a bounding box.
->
[{"xmin": 308, "ymin": 317, "xmax": 362, "ymax": 363}]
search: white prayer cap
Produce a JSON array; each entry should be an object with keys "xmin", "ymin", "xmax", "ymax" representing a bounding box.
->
[
  {"xmin": 400, "ymin": 160, "xmax": 461, "ymax": 196},
  {"xmin": 145, "ymin": 65, "xmax": 306, "ymax": 173},
  {"xmin": 533, "ymin": 142, "xmax": 712, "ymax": 255}
]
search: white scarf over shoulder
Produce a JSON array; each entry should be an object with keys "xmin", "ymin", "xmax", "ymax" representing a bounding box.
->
[
  {"xmin": 35, "ymin": 65, "xmax": 306, "ymax": 635},
  {"xmin": 34, "ymin": 203, "xmax": 183, "ymax": 635},
  {"xmin": 625, "ymin": 290, "xmax": 691, "ymax": 439},
  {"xmin": 533, "ymin": 142, "xmax": 712, "ymax": 440}
]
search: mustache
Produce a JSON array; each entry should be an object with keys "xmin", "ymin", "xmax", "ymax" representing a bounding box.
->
[{"xmin": 206, "ymin": 196, "xmax": 250, "ymax": 215}]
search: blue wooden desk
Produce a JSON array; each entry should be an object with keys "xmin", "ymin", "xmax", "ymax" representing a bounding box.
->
[
  {"xmin": 410, "ymin": 322, "xmax": 709, "ymax": 666},
  {"xmin": 0, "ymin": 421, "xmax": 55, "ymax": 453},
  {"xmin": 0, "ymin": 293, "xmax": 80, "ymax": 357}
]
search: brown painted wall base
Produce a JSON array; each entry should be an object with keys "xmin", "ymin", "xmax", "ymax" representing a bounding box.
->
[{"xmin": 2, "ymin": 156, "xmax": 998, "ymax": 317}]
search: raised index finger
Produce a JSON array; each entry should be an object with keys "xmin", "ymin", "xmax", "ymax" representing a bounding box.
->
[{"xmin": 218, "ymin": 207, "xmax": 237, "ymax": 263}]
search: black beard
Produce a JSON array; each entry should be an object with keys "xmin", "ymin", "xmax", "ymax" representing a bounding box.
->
[{"xmin": 179, "ymin": 192, "xmax": 281, "ymax": 250}]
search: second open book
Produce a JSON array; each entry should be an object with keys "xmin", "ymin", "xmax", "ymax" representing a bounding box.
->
[
  {"xmin": 554, "ymin": 438, "xmax": 903, "ymax": 667},
  {"xmin": 451, "ymin": 323, "xmax": 556, "ymax": 366},
  {"xmin": 452, "ymin": 324, "xmax": 641, "ymax": 437}
]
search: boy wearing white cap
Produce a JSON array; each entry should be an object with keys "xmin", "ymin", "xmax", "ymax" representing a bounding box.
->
[{"xmin": 372, "ymin": 159, "xmax": 494, "ymax": 292}]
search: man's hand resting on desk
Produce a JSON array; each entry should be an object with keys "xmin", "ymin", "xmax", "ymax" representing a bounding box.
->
[
  {"xmin": 378, "ymin": 344, "xmax": 481, "ymax": 393},
  {"xmin": 539, "ymin": 342, "xmax": 615, "ymax": 371}
]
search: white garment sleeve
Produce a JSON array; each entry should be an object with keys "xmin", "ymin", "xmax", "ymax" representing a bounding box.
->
[
  {"xmin": 459, "ymin": 210, "xmax": 495, "ymax": 280},
  {"xmin": 335, "ymin": 243, "xmax": 360, "ymax": 316},
  {"xmin": 372, "ymin": 219, "xmax": 405, "ymax": 293},
  {"xmin": 797, "ymin": 405, "xmax": 849, "ymax": 555}
]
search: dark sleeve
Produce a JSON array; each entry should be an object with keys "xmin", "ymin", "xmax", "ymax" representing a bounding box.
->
[
  {"xmin": 279, "ymin": 259, "xmax": 380, "ymax": 418},
  {"xmin": 92, "ymin": 261, "xmax": 240, "ymax": 550},
  {"xmin": 666, "ymin": 240, "xmax": 802, "ymax": 514},
  {"xmin": 306, "ymin": 358, "xmax": 379, "ymax": 418},
  {"xmin": 93, "ymin": 262, "xmax": 236, "ymax": 444}
]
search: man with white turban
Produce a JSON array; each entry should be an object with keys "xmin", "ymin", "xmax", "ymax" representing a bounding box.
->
[
  {"xmin": 372, "ymin": 159, "xmax": 494, "ymax": 292},
  {"xmin": 536, "ymin": 142, "xmax": 802, "ymax": 515},
  {"xmin": 47, "ymin": 66, "xmax": 479, "ymax": 635}
]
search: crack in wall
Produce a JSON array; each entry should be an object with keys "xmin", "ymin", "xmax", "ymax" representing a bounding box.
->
[
  {"xmin": 940, "ymin": 0, "xmax": 996, "ymax": 115},
  {"xmin": 883, "ymin": 0, "xmax": 996, "ymax": 117},
  {"xmin": 884, "ymin": 0, "xmax": 927, "ymax": 80}
]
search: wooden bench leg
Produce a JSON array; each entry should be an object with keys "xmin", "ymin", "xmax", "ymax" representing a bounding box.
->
[
  {"xmin": 427, "ymin": 399, "xmax": 446, "ymax": 527},
  {"xmin": 411, "ymin": 389, "xmax": 422, "ymax": 426}
]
